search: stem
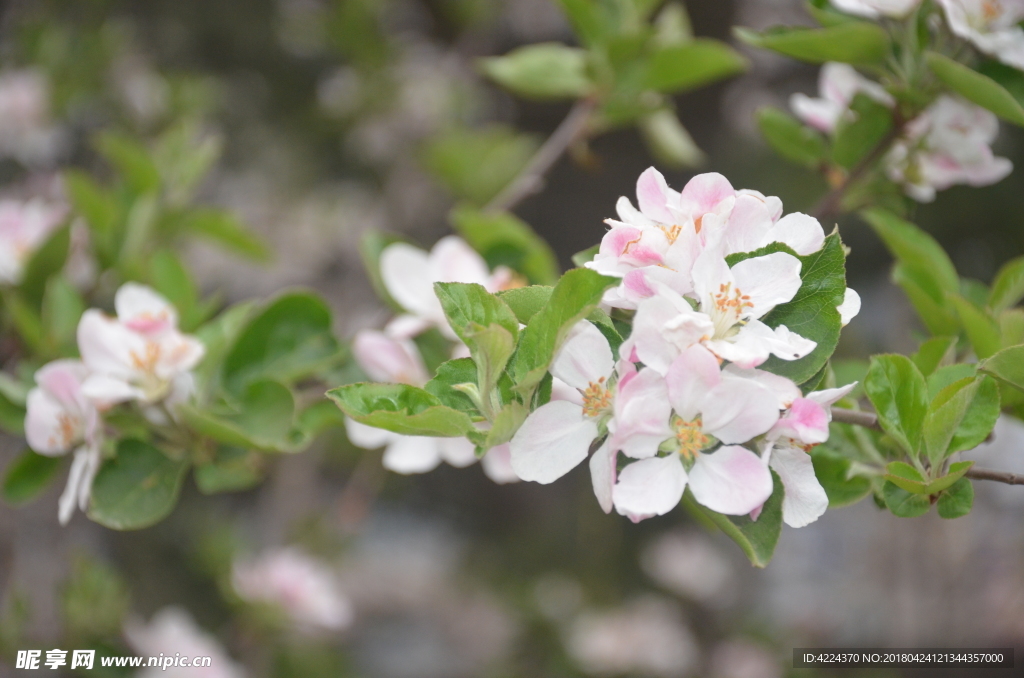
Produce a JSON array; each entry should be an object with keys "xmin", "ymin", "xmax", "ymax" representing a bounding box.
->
[
  {"xmin": 965, "ymin": 468, "xmax": 1024, "ymax": 485},
  {"xmin": 483, "ymin": 98, "xmax": 596, "ymax": 214}
]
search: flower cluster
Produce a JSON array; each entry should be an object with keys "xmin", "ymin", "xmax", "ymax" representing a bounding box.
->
[
  {"xmin": 25, "ymin": 283, "xmax": 204, "ymax": 524},
  {"xmin": 509, "ymin": 169, "xmax": 859, "ymax": 527}
]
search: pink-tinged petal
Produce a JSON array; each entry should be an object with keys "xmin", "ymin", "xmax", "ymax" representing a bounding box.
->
[
  {"xmin": 352, "ymin": 329, "xmax": 429, "ymax": 386},
  {"xmin": 509, "ymin": 400, "xmax": 596, "ymax": 483},
  {"xmin": 34, "ymin": 359, "xmax": 89, "ymax": 410},
  {"xmin": 806, "ymin": 382, "xmax": 857, "ymax": 409},
  {"xmin": 551, "ymin": 321, "xmax": 614, "ymax": 390},
  {"xmin": 429, "ymin": 235, "xmax": 491, "ymax": 285},
  {"xmin": 26, "ymin": 388, "xmax": 80, "ymax": 455},
  {"xmin": 723, "ymin": 365, "xmax": 802, "ymax": 408},
  {"xmin": 679, "ymin": 172, "xmax": 735, "ymax": 217},
  {"xmin": 738, "ymin": 189, "xmax": 783, "ymax": 221},
  {"xmin": 770, "ymin": 397, "xmax": 830, "ymax": 444},
  {"xmin": 763, "ymin": 213, "xmax": 825, "ymax": 255},
  {"xmin": 115, "ymin": 283, "xmax": 177, "ymax": 335},
  {"xmin": 790, "ymin": 93, "xmax": 843, "ymax": 133},
  {"xmin": 689, "ymin": 446, "xmax": 773, "ymax": 515},
  {"xmin": 550, "ymin": 376, "xmax": 584, "ymax": 405},
  {"xmin": 769, "ymin": 443, "xmax": 828, "ymax": 528},
  {"xmin": 610, "ymin": 367, "xmax": 673, "ymax": 459},
  {"xmin": 665, "ymin": 344, "xmax": 721, "ymax": 421},
  {"xmin": 837, "ymin": 288, "xmax": 861, "ymax": 326},
  {"xmin": 701, "ymin": 377, "xmax": 781, "ymax": 443},
  {"xmin": 80, "ymin": 374, "xmax": 145, "ymax": 406},
  {"xmin": 632, "ymin": 294, "xmax": 714, "ymax": 375},
  {"xmin": 438, "ymin": 436, "xmax": 477, "ymax": 468},
  {"xmin": 77, "ymin": 310, "xmax": 146, "ymax": 380},
  {"xmin": 345, "ymin": 418, "xmax": 396, "ymax": 449},
  {"xmin": 481, "ymin": 443, "xmax": 520, "ymax": 484},
  {"xmin": 384, "ymin": 314, "xmax": 431, "ymax": 339},
  {"xmin": 153, "ymin": 332, "xmax": 205, "ymax": 380},
  {"xmin": 380, "ymin": 242, "xmax": 441, "ymax": 319},
  {"xmin": 612, "ymin": 455, "xmax": 687, "ymax": 521},
  {"xmin": 382, "ymin": 435, "xmax": 443, "ymax": 474},
  {"xmin": 615, "ymin": 196, "xmax": 656, "ymax": 228},
  {"xmin": 636, "ymin": 167, "xmax": 677, "ymax": 224},
  {"xmin": 729, "ymin": 252, "xmax": 803, "ymax": 317},
  {"xmin": 588, "ymin": 440, "xmax": 616, "ymax": 513},
  {"xmin": 722, "ymin": 194, "xmax": 774, "ymax": 255}
]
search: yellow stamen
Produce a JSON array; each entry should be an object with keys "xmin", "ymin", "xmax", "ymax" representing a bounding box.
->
[{"xmin": 581, "ymin": 377, "xmax": 613, "ymax": 419}]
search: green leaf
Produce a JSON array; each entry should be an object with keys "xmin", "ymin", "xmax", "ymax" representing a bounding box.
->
[
  {"xmin": 450, "ymin": 206, "xmax": 560, "ymax": 285},
  {"xmin": 19, "ymin": 225, "xmax": 70, "ymax": 310},
  {"xmin": 94, "ymin": 132, "xmax": 161, "ymax": 195},
  {"xmin": 937, "ymin": 477, "xmax": 974, "ymax": 518},
  {"xmin": 683, "ymin": 470, "xmax": 784, "ymax": 568},
  {"xmin": 510, "ymin": 268, "xmax": 618, "ymax": 395},
  {"xmin": 88, "ymin": 440, "xmax": 188, "ymax": 530},
  {"xmin": 832, "ymin": 94, "xmax": 893, "ymax": 169},
  {"xmin": 989, "ymin": 255, "xmax": 1024, "ymax": 311},
  {"xmin": 926, "ymin": 363, "xmax": 976, "ymax": 399},
  {"xmin": 420, "ymin": 125, "xmax": 539, "ymax": 206},
  {"xmin": 182, "ymin": 380, "xmax": 295, "ymax": 451},
  {"xmin": 63, "ymin": 170, "xmax": 117, "ymax": 258},
  {"xmin": 4, "ymin": 290, "xmax": 45, "ymax": 355},
  {"xmin": 2, "ymin": 450, "xmax": 62, "ymax": 505},
  {"xmin": 924, "ymin": 377, "xmax": 980, "ymax": 466},
  {"xmin": 222, "ymin": 291, "xmax": 340, "ymax": 394},
  {"xmin": 424, "ymin": 358, "xmax": 480, "ymax": 413},
  {"xmin": 479, "ymin": 43, "xmax": 591, "ymax": 100},
  {"xmin": 811, "ymin": 448, "xmax": 872, "ymax": 508},
  {"xmin": 862, "ymin": 208, "xmax": 959, "ymax": 295},
  {"xmin": 883, "ymin": 459, "xmax": 974, "ymax": 494},
  {"xmin": 653, "ymin": 2, "xmax": 693, "ymax": 45},
  {"xmin": 194, "ymin": 447, "xmax": 263, "ymax": 494},
  {"xmin": 756, "ymin": 106, "xmax": 827, "ymax": 167},
  {"xmin": 926, "ymin": 52, "xmax": 1024, "ymax": 127},
  {"xmin": 949, "ymin": 375, "xmax": 1000, "ymax": 453},
  {"xmin": 892, "ymin": 264, "xmax": 961, "ymax": 335},
  {"xmin": 434, "ymin": 282, "xmax": 520, "ymax": 344},
  {"xmin": 149, "ymin": 250, "xmax": 202, "ymax": 331},
  {"xmin": 949, "ymin": 294, "xmax": 1001, "ymax": 359},
  {"xmin": 572, "ymin": 244, "xmax": 600, "ymax": 268},
  {"xmin": 638, "ymin": 109, "xmax": 705, "ymax": 168},
  {"xmin": 759, "ymin": 232, "xmax": 847, "ymax": 384},
  {"xmin": 483, "ymin": 401, "xmax": 530, "ymax": 448},
  {"xmin": 979, "ymin": 344, "xmax": 1024, "ymax": 391},
  {"xmin": 327, "ymin": 383, "xmax": 475, "ymax": 437},
  {"xmin": 864, "ymin": 354, "xmax": 928, "ymax": 456},
  {"xmin": 642, "ymin": 39, "xmax": 747, "ymax": 93},
  {"xmin": 118, "ymin": 194, "xmax": 159, "ymax": 268},
  {"xmin": 0, "ymin": 385, "xmax": 25, "ymax": 434},
  {"xmin": 182, "ymin": 209, "xmax": 270, "ymax": 261},
  {"xmin": 359, "ymin": 231, "xmax": 406, "ymax": 310},
  {"xmin": 1000, "ymin": 308, "xmax": 1024, "ymax": 347},
  {"xmin": 912, "ymin": 336, "xmax": 957, "ymax": 376},
  {"xmin": 192, "ymin": 301, "xmax": 257, "ymax": 395},
  {"xmin": 497, "ymin": 286, "xmax": 553, "ymax": 324},
  {"xmin": 552, "ymin": 0, "xmax": 610, "ymax": 47},
  {"xmin": 734, "ymin": 23, "xmax": 890, "ymax": 65},
  {"xmin": 41, "ymin": 275, "xmax": 84, "ymax": 353},
  {"xmin": 805, "ymin": 0, "xmax": 858, "ymax": 26},
  {"xmin": 882, "ymin": 480, "xmax": 930, "ymax": 517}
]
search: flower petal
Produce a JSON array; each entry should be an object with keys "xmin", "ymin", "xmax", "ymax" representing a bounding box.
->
[
  {"xmin": 429, "ymin": 235, "xmax": 492, "ymax": 286},
  {"xmin": 837, "ymin": 288, "xmax": 861, "ymax": 326},
  {"xmin": 344, "ymin": 418, "xmax": 396, "ymax": 449},
  {"xmin": 612, "ymin": 455, "xmax": 688, "ymax": 521},
  {"xmin": 636, "ymin": 167, "xmax": 678, "ymax": 224},
  {"xmin": 438, "ymin": 436, "xmax": 477, "ymax": 468},
  {"xmin": 688, "ymin": 446, "xmax": 773, "ymax": 515},
  {"xmin": 510, "ymin": 400, "xmax": 596, "ymax": 484},
  {"xmin": 551, "ymin": 321, "xmax": 614, "ymax": 390},
  {"xmin": 382, "ymin": 435, "xmax": 443, "ymax": 474},
  {"xmin": 77, "ymin": 310, "xmax": 147, "ymax": 380},
  {"xmin": 380, "ymin": 242, "xmax": 442, "ymax": 319},
  {"xmin": 610, "ymin": 367, "xmax": 673, "ymax": 459},
  {"xmin": 769, "ymin": 397, "xmax": 830, "ymax": 444},
  {"xmin": 115, "ymin": 283, "xmax": 177, "ymax": 335},
  {"xmin": 81, "ymin": 374, "xmax": 145, "ymax": 406},
  {"xmin": 729, "ymin": 252, "xmax": 803, "ymax": 318},
  {"xmin": 769, "ymin": 443, "xmax": 828, "ymax": 528},
  {"xmin": 352, "ymin": 329, "xmax": 429, "ymax": 386},
  {"xmin": 679, "ymin": 172, "xmax": 734, "ymax": 217},
  {"xmin": 665, "ymin": 344, "xmax": 721, "ymax": 421},
  {"xmin": 588, "ymin": 440, "xmax": 616, "ymax": 513},
  {"xmin": 481, "ymin": 443, "xmax": 520, "ymax": 484},
  {"xmin": 701, "ymin": 376, "xmax": 781, "ymax": 443},
  {"xmin": 26, "ymin": 388, "xmax": 79, "ymax": 455},
  {"xmin": 763, "ymin": 213, "xmax": 825, "ymax": 255}
]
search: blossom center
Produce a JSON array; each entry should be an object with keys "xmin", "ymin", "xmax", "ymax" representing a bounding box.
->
[
  {"xmin": 581, "ymin": 377, "xmax": 613, "ymax": 419},
  {"xmin": 54, "ymin": 412, "xmax": 81, "ymax": 448},
  {"xmin": 673, "ymin": 416, "xmax": 708, "ymax": 460},
  {"xmin": 656, "ymin": 223, "xmax": 682, "ymax": 244},
  {"xmin": 982, "ymin": 0, "xmax": 1002, "ymax": 22},
  {"xmin": 707, "ymin": 282, "xmax": 753, "ymax": 339}
]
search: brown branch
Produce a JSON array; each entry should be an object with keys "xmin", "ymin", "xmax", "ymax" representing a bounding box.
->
[
  {"xmin": 965, "ymin": 468, "xmax": 1024, "ymax": 486},
  {"xmin": 830, "ymin": 407, "xmax": 881, "ymax": 429},
  {"xmin": 483, "ymin": 98, "xmax": 596, "ymax": 215}
]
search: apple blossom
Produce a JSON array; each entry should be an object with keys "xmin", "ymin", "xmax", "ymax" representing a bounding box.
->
[
  {"xmin": 887, "ymin": 95, "xmax": 1012, "ymax": 202},
  {"xmin": 379, "ymin": 235, "xmax": 519, "ymax": 340},
  {"xmin": 790, "ymin": 62, "xmax": 894, "ymax": 134},
  {"xmin": 77, "ymin": 284, "xmax": 205, "ymax": 406},
  {"xmin": 829, "ymin": 0, "xmax": 922, "ymax": 18},
  {"xmin": 24, "ymin": 359, "xmax": 102, "ymax": 525},
  {"xmin": 232, "ymin": 547, "xmax": 354, "ymax": 632},
  {"xmin": 0, "ymin": 69, "xmax": 65, "ymax": 166},
  {"xmin": 0, "ymin": 198, "xmax": 66, "ymax": 284},
  {"xmin": 352, "ymin": 328, "xmax": 430, "ymax": 386},
  {"xmin": 345, "ymin": 417, "xmax": 479, "ymax": 474},
  {"xmin": 938, "ymin": 0, "xmax": 1024, "ymax": 70},
  {"xmin": 125, "ymin": 607, "xmax": 246, "ymax": 678}
]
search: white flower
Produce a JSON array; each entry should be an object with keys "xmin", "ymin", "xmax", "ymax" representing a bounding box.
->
[
  {"xmin": 232, "ymin": 548, "xmax": 354, "ymax": 632},
  {"xmin": 629, "ymin": 250, "xmax": 814, "ymax": 372},
  {"xmin": 887, "ymin": 95, "xmax": 1013, "ymax": 202},
  {"xmin": 78, "ymin": 284, "xmax": 205, "ymax": 406},
  {"xmin": 791, "ymin": 62, "xmax": 894, "ymax": 134},
  {"xmin": 0, "ymin": 199, "xmax": 66, "ymax": 284},
  {"xmin": 0, "ymin": 70, "xmax": 65, "ymax": 166},
  {"xmin": 352, "ymin": 329, "xmax": 429, "ymax": 386},
  {"xmin": 345, "ymin": 418, "xmax": 480, "ymax": 474},
  {"xmin": 938, "ymin": 0, "xmax": 1024, "ymax": 70},
  {"xmin": 608, "ymin": 345, "xmax": 778, "ymax": 522},
  {"xmin": 125, "ymin": 607, "xmax": 246, "ymax": 678},
  {"xmin": 830, "ymin": 0, "xmax": 922, "ymax": 17},
  {"xmin": 24, "ymin": 359, "xmax": 102, "ymax": 525},
  {"xmin": 380, "ymin": 235, "xmax": 517, "ymax": 339}
]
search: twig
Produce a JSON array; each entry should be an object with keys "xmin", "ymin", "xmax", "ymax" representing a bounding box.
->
[
  {"xmin": 830, "ymin": 407, "xmax": 881, "ymax": 429},
  {"xmin": 811, "ymin": 117, "xmax": 904, "ymax": 222},
  {"xmin": 965, "ymin": 468, "xmax": 1024, "ymax": 485},
  {"xmin": 484, "ymin": 98, "xmax": 596, "ymax": 214}
]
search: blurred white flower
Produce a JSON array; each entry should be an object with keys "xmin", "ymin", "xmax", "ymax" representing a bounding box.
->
[
  {"xmin": 938, "ymin": 0, "xmax": 1024, "ymax": 70},
  {"xmin": 125, "ymin": 607, "xmax": 246, "ymax": 678},
  {"xmin": 790, "ymin": 63, "xmax": 893, "ymax": 134},
  {"xmin": 566, "ymin": 597, "xmax": 698, "ymax": 677},
  {"xmin": 709, "ymin": 639, "xmax": 782, "ymax": 678},
  {"xmin": 887, "ymin": 95, "xmax": 1012, "ymax": 202},
  {"xmin": 0, "ymin": 198, "xmax": 66, "ymax": 284},
  {"xmin": 830, "ymin": 0, "xmax": 922, "ymax": 17},
  {"xmin": 232, "ymin": 547, "xmax": 354, "ymax": 632},
  {"xmin": 641, "ymin": 531, "xmax": 736, "ymax": 605},
  {"xmin": 0, "ymin": 70, "xmax": 66, "ymax": 166}
]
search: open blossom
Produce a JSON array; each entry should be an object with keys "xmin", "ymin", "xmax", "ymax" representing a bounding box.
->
[
  {"xmin": 24, "ymin": 360, "xmax": 102, "ymax": 525},
  {"xmin": 78, "ymin": 283, "xmax": 205, "ymax": 405},
  {"xmin": 791, "ymin": 62, "xmax": 894, "ymax": 134},
  {"xmin": 232, "ymin": 548, "xmax": 354, "ymax": 632},
  {"xmin": 586, "ymin": 169, "xmax": 824, "ymax": 309},
  {"xmin": 380, "ymin": 235, "xmax": 519, "ymax": 339},
  {"xmin": 0, "ymin": 199, "xmax": 66, "ymax": 284},
  {"xmin": 887, "ymin": 95, "xmax": 1012, "ymax": 202},
  {"xmin": 125, "ymin": 607, "xmax": 246, "ymax": 678},
  {"xmin": 510, "ymin": 321, "xmax": 671, "ymax": 487},
  {"xmin": 938, "ymin": 0, "xmax": 1024, "ymax": 70},
  {"xmin": 830, "ymin": 0, "xmax": 922, "ymax": 17}
]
